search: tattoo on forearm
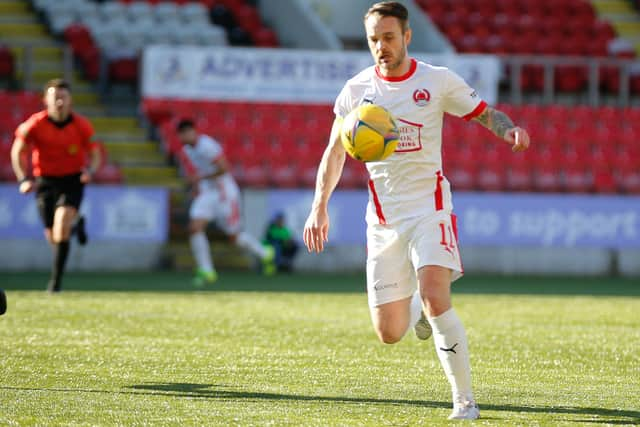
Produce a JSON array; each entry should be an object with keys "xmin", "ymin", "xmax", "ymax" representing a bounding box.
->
[{"xmin": 474, "ymin": 107, "xmax": 514, "ymax": 138}]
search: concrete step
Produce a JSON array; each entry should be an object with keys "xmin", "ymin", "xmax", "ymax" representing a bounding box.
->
[
  {"xmin": 0, "ymin": 22, "xmax": 48, "ymax": 38},
  {"xmin": 123, "ymin": 177, "xmax": 184, "ymax": 189},
  {"xmin": 613, "ymin": 21, "xmax": 640, "ymax": 37},
  {"xmin": 91, "ymin": 116, "xmax": 140, "ymax": 133},
  {"xmin": 74, "ymin": 105, "xmax": 108, "ymax": 116},
  {"xmin": 0, "ymin": 0, "xmax": 30, "ymax": 14},
  {"xmin": 167, "ymin": 242, "xmax": 252, "ymax": 270},
  {"xmin": 15, "ymin": 58, "xmax": 65, "ymax": 73},
  {"xmin": 15, "ymin": 70, "xmax": 84, "ymax": 90},
  {"xmin": 592, "ymin": 0, "xmax": 637, "ymax": 14},
  {"xmin": 94, "ymin": 131, "xmax": 147, "ymax": 142},
  {"xmin": 121, "ymin": 166, "xmax": 178, "ymax": 181},
  {"xmin": 72, "ymin": 92, "xmax": 100, "ymax": 107},
  {"xmin": 0, "ymin": 15, "xmax": 39, "ymax": 24},
  {"xmin": 600, "ymin": 13, "xmax": 640, "ymax": 21},
  {"xmin": 105, "ymin": 142, "xmax": 166, "ymax": 166},
  {"xmin": 11, "ymin": 45, "xmax": 63, "ymax": 62}
]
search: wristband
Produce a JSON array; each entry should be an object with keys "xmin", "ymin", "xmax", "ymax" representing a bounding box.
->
[{"xmin": 19, "ymin": 177, "xmax": 30, "ymax": 184}]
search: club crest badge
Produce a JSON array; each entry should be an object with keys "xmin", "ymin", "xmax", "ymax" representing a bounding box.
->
[{"xmin": 412, "ymin": 89, "xmax": 431, "ymax": 107}]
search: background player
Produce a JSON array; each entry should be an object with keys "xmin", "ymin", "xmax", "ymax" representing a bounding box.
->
[
  {"xmin": 303, "ymin": 2, "xmax": 530, "ymax": 420},
  {"xmin": 11, "ymin": 79, "xmax": 101, "ymax": 293},
  {"xmin": 176, "ymin": 119, "xmax": 275, "ymax": 286}
]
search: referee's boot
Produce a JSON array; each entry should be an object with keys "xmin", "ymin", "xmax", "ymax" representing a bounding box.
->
[
  {"xmin": 47, "ymin": 279, "xmax": 62, "ymax": 294},
  {"xmin": 72, "ymin": 216, "xmax": 88, "ymax": 245}
]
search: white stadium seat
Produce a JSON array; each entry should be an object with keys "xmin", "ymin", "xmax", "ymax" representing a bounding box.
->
[
  {"xmin": 197, "ymin": 25, "xmax": 228, "ymax": 46},
  {"xmin": 179, "ymin": 3, "xmax": 208, "ymax": 23},
  {"xmin": 126, "ymin": 1, "xmax": 153, "ymax": 22},
  {"xmin": 99, "ymin": 1, "xmax": 127, "ymax": 21},
  {"xmin": 154, "ymin": 2, "xmax": 179, "ymax": 23},
  {"xmin": 74, "ymin": 1, "xmax": 99, "ymax": 23}
]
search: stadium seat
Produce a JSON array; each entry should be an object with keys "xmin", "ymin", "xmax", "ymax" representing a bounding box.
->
[
  {"xmin": 0, "ymin": 46, "xmax": 15, "ymax": 81},
  {"xmin": 143, "ymin": 99, "xmax": 639, "ymax": 193}
]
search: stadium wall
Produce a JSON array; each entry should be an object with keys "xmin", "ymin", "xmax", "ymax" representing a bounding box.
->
[
  {"xmin": 241, "ymin": 190, "xmax": 640, "ymax": 277},
  {"xmin": 0, "ymin": 185, "xmax": 169, "ymax": 271}
]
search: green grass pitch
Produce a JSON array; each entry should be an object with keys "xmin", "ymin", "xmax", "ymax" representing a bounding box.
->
[{"xmin": 0, "ymin": 271, "xmax": 638, "ymax": 426}]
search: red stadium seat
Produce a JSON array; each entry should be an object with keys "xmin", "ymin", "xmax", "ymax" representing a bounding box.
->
[
  {"xmin": 109, "ymin": 58, "xmax": 139, "ymax": 83},
  {"xmin": 616, "ymin": 162, "xmax": 640, "ymax": 194},
  {"xmin": 143, "ymin": 98, "xmax": 636, "ymax": 193}
]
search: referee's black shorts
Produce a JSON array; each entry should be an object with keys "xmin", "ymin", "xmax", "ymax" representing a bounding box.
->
[{"xmin": 35, "ymin": 173, "xmax": 84, "ymax": 228}]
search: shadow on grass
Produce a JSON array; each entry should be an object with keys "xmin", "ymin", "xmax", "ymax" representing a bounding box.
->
[
  {"xmin": 2, "ymin": 383, "xmax": 639, "ymax": 424},
  {"xmin": 1, "ymin": 271, "xmax": 639, "ymax": 297}
]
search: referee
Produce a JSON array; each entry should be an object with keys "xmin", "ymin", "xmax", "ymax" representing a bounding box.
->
[{"xmin": 11, "ymin": 79, "xmax": 102, "ymax": 293}]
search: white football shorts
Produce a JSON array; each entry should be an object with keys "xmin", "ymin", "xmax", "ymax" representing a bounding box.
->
[
  {"xmin": 189, "ymin": 190, "xmax": 241, "ymax": 235},
  {"xmin": 366, "ymin": 210, "xmax": 464, "ymax": 308}
]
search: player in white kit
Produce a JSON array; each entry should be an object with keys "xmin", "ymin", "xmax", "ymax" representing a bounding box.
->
[
  {"xmin": 303, "ymin": 2, "xmax": 530, "ymax": 420},
  {"xmin": 177, "ymin": 119, "xmax": 275, "ymax": 286}
]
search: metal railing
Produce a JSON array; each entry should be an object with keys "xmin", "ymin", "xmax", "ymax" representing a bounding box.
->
[
  {"xmin": 9, "ymin": 43, "xmax": 75, "ymax": 90},
  {"xmin": 503, "ymin": 55, "xmax": 638, "ymax": 107}
]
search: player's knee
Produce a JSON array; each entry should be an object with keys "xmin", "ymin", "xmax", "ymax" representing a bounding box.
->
[
  {"xmin": 189, "ymin": 221, "xmax": 204, "ymax": 234},
  {"xmin": 375, "ymin": 326, "xmax": 404, "ymax": 344},
  {"xmin": 421, "ymin": 292, "xmax": 450, "ymax": 317}
]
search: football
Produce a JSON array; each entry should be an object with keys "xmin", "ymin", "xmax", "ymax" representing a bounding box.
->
[{"xmin": 340, "ymin": 104, "xmax": 399, "ymax": 162}]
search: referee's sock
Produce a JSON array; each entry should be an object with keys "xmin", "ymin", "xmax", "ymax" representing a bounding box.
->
[{"xmin": 49, "ymin": 240, "xmax": 70, "ymax": 292}]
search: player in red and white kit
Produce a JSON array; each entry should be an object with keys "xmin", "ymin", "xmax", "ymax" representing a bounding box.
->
[
  {"xmin": 176, "ymin": 119, "xmax": 275, "ymax": 286},
  {"xmin": 303, "ymin": 2, "xmax": 530, "ymax": 420}
]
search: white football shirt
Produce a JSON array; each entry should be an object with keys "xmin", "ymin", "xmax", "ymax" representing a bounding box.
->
[
  {"xmin": 183, "ymin": 134, "xmax": 238, "ymax": 195},
  {"xmin": 334, "ymin": 58, "xmax": 486, "ymax": 225}
]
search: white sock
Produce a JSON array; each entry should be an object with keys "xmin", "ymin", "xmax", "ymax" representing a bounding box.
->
[
  {"xmin": 429, "ymin": 308, "xmax": 474, "ymax": 404},
  {"xmin": 404, "ymin": 290, "xmax": 423, "ymax": 337},
  {"xmin": 236, "ymin": 231, "xmax": 267, "ymax": 259},
  {"xmin": 190, "ymin": 232, "xmax": 214, "ymax": 272}
]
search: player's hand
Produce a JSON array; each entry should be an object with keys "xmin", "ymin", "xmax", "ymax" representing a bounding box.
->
[
  {"xmin": 504, "ymin": 127, "xmax": 530, "ymax": 153},
  {"xmin": 303, "ymin": 205, "xmax": 330, "ymax": 253},
  {"xmin": 19, "ymin": 179, "xmax": 34, "ymax": 194},
  {"xmin": 189, "ymin": 175, "xmax": 202, "ymax": 186},
  {"xmin": 80, "ymin": 170, "xmax": 93, "ymax": 184}
]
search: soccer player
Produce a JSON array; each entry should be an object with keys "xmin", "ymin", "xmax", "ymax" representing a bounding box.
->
[
  {"xmin": 176, "ymin": 119, "xmax": 275, "ymax": 286},
  {"xmin": 11, "ymin": 79, "xmax": 101, "ymax": 293},
  {"xmin": 303, "ymin": 2, "xmax": 530, "ymax": 420}
]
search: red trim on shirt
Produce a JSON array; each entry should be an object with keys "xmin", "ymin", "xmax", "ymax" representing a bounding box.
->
[
  {"xmin": 434, "ymin": 171, "xmax": 444, "ymax": 211},
  {"xmin": 368, "ymin": 179, "xmax": 386, "ymax": 225},
  {"xmin": 462, "ymin": 100, "xmax": 488, "ymax": 121},
  {"xmin": 375, "ymin": 58, "xmax": 417, "ymax": 82}
]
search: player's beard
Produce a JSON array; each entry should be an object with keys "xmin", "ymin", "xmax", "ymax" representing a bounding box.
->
[{"xmin": 378, "ymin": 42, "xmax": 407, "ymax": 73}]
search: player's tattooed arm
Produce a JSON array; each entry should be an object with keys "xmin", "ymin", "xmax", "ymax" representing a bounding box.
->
[
  {"xmin": 472, "ymin": 106, "xmax": 515, "ymax": 139},
  {"xmin": 473, "ymin": 106, "xmax": 531, "ymax": 152}
]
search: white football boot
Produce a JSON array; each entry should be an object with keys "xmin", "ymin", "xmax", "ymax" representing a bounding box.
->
[
  {"xmin": 414, "ymin": 312, "xmax": 432, "ymax": 340},
  {"xmin": 448, "ymin": 398, "xmax": 480, "ymax": 420}
]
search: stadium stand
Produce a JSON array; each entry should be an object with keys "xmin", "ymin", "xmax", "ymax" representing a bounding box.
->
[
  {"xmin": 34, "ymin": 0, "xmax": 278, "ymax": 83},
  {"xmin": 0, "ymin": 0, "xmax": 187, "ymax": 188},
  {"xmin": 142, "ymin": 99, "xmax": 640, "ymax": 194},
  {"xmin": 416, "ymin": 0, "xmax": 640, "ymax": 94}
]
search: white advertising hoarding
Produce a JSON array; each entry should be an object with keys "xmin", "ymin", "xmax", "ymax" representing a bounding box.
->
[{"xmin": 142, "ymin": 46, "xmax": 501, "ymax": 105}]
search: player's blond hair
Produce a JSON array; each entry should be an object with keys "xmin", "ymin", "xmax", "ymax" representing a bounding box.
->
[{"xmin": 364, "ymin": 1, "xmax": 410, "ymax": 33}]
